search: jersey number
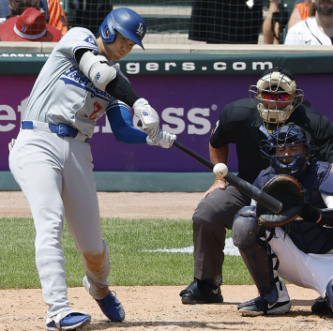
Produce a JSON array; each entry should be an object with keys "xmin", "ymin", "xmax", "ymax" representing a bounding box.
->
[{"xmin": 89, "ymin": 102, "xmax": 102, "ymax": 120}]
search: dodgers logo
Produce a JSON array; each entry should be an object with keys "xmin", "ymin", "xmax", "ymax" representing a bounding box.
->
[
  {"xmin": 84, "ymin": 36, "xmax": 97, "ymax": 46},
  {"xmin": 142, "ymin": 111, "xmax": 148, "ymax": 116},
  {"xmin": 136, "ymin": 23, "xmax": 145, "ymax": 36},
  {"xmin": 95, "ymin": 72, "xmax": 101, "ymax": 81}
]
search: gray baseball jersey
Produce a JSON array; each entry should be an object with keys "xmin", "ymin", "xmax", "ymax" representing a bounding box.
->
[
  {"xmin": 24, "ymin": 27, "xmax": 125, "ymax": 137},
  {"xmin": 10, "ymin": 26, "xmax": 130, "ymax": 321}
]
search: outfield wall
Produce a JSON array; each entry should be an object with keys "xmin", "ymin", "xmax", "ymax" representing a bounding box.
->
[{"xmin": 1, "ymin": 43, "xmax": 333, "ymax": 191}]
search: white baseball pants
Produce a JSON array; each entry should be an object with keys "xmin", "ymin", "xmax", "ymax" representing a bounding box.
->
[
  {"xmin": 9, "ymin": 121, "xmax": 111, "ymax": 318},
  {"xmin": 269, "ymin": 227, "xmax": 333, "ymax": 298}
]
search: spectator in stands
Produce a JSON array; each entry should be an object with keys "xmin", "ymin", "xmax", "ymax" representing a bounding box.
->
[
  {"xmin": 0, "ymin": 0, "xmax": 11, "ymax": 23},
  {"xmin": 188, "ymin": 0, "xmax": 263, "ymax": 44},
  {"xmin": 74, "ymin": 0, "xmax": 112, "ymax": 37},
  {"xmin": 285, "ymin": 0, "xmax": 333, "ymax": 45},
  {"xmin": 263, "ymin": 0, "xmax": 304, "ymax": 44},
  {"xmin": 288, "ymin": 0, "xmax": 310, "ymax": 29},
  {"xmin": 7, "ymin": 0, "xmax": 39, "ymax": 18},
  {"xmin": 43, "ymin": 0, "xmax": 68, "ymax": 35},
  {"xmin": 5, "ymin": 0, "xmax": 68, "ymax": 35},
  {"xmin": 0, "ymin": 6, "xmax": 62, "ymax": 41}
]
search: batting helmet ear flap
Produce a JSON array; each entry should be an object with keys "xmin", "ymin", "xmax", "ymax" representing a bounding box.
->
[{"xmin": 100, "ymin": 20, "xmax": 116, "ymax": 43}]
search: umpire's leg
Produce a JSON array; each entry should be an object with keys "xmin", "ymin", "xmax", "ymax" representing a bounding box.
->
[
  {"xmin": 193, "ymin": 186, "xmax": 250, "ymax": 280},
  {"xmin": 180, "ymin": 186, "xmax": 250, "ymax": 304}
]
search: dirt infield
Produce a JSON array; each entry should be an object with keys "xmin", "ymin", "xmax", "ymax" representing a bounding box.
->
[{"xmin": 1, "ymin": 192, "xmax": 332, "ymax": 331}]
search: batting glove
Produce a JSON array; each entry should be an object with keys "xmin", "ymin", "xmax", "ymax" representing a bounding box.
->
[{"xmin": 147, "ymin": 130, "xmax": 177, "ymax": 148}]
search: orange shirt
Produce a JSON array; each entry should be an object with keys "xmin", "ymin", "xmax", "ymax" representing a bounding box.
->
[
  {"xmin": 47, "ymin": 0, "xmax": 68, "ymax": 35},
  {"xmin": 295, "ymin": 3, "xmax": 310, "ymax": 20}
]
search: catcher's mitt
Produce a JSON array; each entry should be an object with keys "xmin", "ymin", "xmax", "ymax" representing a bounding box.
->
[{"xmin": 257, "ymin": 174, "xmax": 305, "ymax": 227}]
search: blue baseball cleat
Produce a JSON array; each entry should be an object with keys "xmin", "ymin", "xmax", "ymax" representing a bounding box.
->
[
  {"xmin": 46, "ymin": 312, "xmax": 91, "ymax": 331},
  {"xmin": 95, "ymin": 291, "xmax": 125, "ymax": 322}
]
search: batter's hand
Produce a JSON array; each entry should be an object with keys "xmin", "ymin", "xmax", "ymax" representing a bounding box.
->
[
  {"xmin": 204, "ymin": 180, "xmax": 227, "ymax": 198},
  {"xmin": 147, "ymin": 130, "xmax": 177, "ymax": 148}
]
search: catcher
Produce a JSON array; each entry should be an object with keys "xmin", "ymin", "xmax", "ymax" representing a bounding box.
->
[{"xmin": 232, "ymin": 123, "xmax": 333, "ymax": 316}]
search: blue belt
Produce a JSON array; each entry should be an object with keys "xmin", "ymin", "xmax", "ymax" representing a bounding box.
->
[{"xmin": 22, "ymin": 121, "xmax": 78, "ymax": 138}]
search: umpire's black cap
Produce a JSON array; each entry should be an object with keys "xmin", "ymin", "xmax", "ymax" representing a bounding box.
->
[{"xmin": 262, "ymin": 67, "xmax": 295, "ymax": 81}]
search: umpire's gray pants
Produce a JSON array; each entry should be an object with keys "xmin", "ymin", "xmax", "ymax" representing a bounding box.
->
[{"xmin": 192, "ymin": 186, "xmax": 250, "ymax": 280}]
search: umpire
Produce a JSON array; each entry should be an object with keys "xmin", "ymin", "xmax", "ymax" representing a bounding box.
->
[{"xmin": 179, "ymin": 67, "xmax": 333, "ymax": 308}]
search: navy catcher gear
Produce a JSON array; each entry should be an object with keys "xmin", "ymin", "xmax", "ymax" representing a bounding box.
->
[
  {"xmin": 99, "ymin": 8, "xmax": 146, "ymax": 49},
  {"xmin": 260, "ymin": 123, "xmax": 315, "ymax": 177},
  {"xmin": 233, "ymin": 206, "xmax": 279, "ymax": 306},
  {"xmin": 257, "ymin": 174, "xmax": 305, "ymax": 227}
]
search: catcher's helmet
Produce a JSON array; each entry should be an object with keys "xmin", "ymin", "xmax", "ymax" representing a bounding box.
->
[
  {"xmin": 99, "ymin": 8, "xmax": 146, "ymax": 49},
  {"xmin": 249, "ymin": 67, "xmax": 304, "ymax": 131},
  {"xmin": 260, "ymin": 123, "xmax": 316, "ymax": 177}
]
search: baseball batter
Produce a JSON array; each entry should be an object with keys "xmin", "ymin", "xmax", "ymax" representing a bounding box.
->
[{"xmin": 8, "ymin": 8, "xmax": 176, "ymax": 331}]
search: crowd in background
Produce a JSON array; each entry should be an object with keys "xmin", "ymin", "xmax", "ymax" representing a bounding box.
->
[
  {"xmin": 0, "ymin": 0, "xmax": 112, "ymax": 41},
  {"xmin": 0, "ymin": 0, "xmax": 330, "ymax": 45},
  {"xmin": 189, "ymin": 0, "xmax": 333, "ymax": 45}
]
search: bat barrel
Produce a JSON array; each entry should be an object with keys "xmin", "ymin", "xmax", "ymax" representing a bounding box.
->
[
  {"xmin": 173, "ymin": 141, "xmax": 283, "ymax": 214},
  {"xmin": 225, "ymin": 173, "xmax": 283, "ymax": 213}
]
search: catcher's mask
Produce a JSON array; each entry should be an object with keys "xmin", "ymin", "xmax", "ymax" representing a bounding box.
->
[
  {"xmin": 260, "ymin": 123, "xmax": 315, "ymax": 177},
  {"xmin": 249, "ymin": 67, "xmax": 304, "ymax": 132}
]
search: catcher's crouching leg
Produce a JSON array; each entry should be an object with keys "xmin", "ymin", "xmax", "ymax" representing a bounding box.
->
[{"xmin": 232, "ymin": 206, "xmax": 291, "ymax": 316}]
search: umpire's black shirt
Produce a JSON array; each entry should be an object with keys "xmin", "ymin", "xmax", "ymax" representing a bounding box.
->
[{"xmin": 210, "ymin": 98, "xmax": 333, "ymax": 184}]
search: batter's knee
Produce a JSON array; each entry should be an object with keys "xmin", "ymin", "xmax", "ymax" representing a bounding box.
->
[{"xmin": 232, "ymin": 206, "xmax": 259, "ymax": 249}]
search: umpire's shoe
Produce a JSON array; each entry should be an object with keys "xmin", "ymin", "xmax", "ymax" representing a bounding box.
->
[
  {"xmin": 95, "ymin": 291, "xmax": 125, "ymax": 322},
  {"xmin": 179, "ymin": 278, "xmax": 223, "ymax": 304},
  {"xmin": 238, "ymin": 296, "xmax": 291, "ymax": 316}
]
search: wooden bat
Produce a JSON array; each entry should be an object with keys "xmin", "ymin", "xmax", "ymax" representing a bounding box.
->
[{"xmin": 173, "ymin": 141, "xmax": 282, "ymax": 213}]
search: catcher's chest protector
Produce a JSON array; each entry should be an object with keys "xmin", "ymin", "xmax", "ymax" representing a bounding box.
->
[{"xmin": 261, "ymin": 162, "xmax": 333, "ymax": 254}]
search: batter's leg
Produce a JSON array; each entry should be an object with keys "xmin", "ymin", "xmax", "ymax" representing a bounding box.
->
[
  {"xmin": 61, "ymin": 138, "xmax": 125, "ymax": 322},
  {"xmin": 9, "ymin": 130, "xmax": 70, "ymax": 317},
  {"xmin": 61, "ymin": 138, "xmax": 109, "ymax": 299}
]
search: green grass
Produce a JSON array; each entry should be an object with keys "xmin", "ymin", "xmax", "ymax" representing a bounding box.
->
[{"xmin": 0, "ymin": 217, "xmax": 253, "ymax": 289}]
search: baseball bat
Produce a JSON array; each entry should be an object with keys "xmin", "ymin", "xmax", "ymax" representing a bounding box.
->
[{"xmin": 173, "ymin": 141, "xmax": 283, "ymax": 213}]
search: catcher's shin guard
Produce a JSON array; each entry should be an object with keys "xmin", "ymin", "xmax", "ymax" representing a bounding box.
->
[
  {"xmin": 233, "ymin": 206, "xmax": 278, "ymax": 305},
  {"xmin": 326, "ymin": 279, "xmax": 333, "ymax": 312}
]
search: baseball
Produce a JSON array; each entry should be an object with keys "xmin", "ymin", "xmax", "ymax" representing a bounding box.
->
[{"xmin": 213, "ymin": 163, "xmax": 228, "ymax": 179}]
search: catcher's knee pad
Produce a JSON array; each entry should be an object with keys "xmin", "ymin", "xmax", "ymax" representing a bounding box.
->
[{"xmin": 232, "ymin": 206, "xmax": 259, "ymax": 249}]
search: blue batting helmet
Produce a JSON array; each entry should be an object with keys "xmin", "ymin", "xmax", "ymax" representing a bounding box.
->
[
  {"xmin": 260, "ymin": 123, "xmax": 316, "ymax": 177},
  {"xmin": 99, "ymin": 8, "xmax": 146, "ymax": 49}
]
